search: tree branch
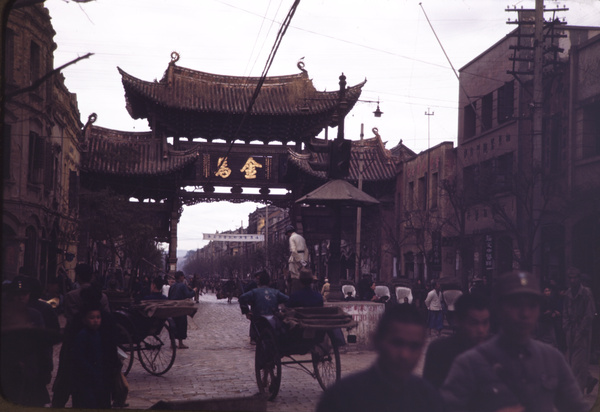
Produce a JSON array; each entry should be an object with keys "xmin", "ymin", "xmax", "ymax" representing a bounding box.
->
[{"xmin": 4, "ymin": 52, "xmax": 93, "ymax": 101}]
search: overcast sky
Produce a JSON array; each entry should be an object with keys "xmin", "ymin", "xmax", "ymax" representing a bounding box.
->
[{"xmin": 41, "ymin": 0, "xmax": 600, "ymax": 252}]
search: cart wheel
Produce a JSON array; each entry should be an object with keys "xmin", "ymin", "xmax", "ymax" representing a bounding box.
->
[
  {"xmin": 254, "ymin": 327, "xmax": 281, "ymax": 400},
  {"xmin": 312, "ymin": 330, "xmax": 341, "ymax": 391},
  {"xmin": 115, "ymin": 323, "xmax": 135, "ymax": 376},
  {"xmin": 138, "ymin": 320, "xmax": 176, "ymax": 376}
]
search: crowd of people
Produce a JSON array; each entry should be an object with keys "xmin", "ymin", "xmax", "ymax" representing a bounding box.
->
[
  {"xmin": 317, "ymin": 269, "xmax": 596, "ymax": 412},
  {"xmin": 1, "ymin": 257, "xmax": 597, "ymax": 411}
]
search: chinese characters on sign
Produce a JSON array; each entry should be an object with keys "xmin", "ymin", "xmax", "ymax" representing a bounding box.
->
[
  {"xmin": 214, "ymin": 157, "xmax": 232, "ymax": 178},
  {"xmin": 203, "ymin": 155, "xmax": 272, "ymax": 182},
  {"xmin": 203, "ymin": 233, "xmax": 265, "ymax": 242},
  {"xmin": 240, "ymin": 157, "xmax": 262, "ymax": 179},
  {"xmin": 485, "ymin": 234, "xmax": 494, "ymax": 269}
]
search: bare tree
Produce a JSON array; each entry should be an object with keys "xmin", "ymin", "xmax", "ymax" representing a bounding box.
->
[{"xmin": 440, "ymin": 177, "xmax": 470, "ymax": 290}]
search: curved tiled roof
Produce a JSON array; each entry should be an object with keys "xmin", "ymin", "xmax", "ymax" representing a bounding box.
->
[
  {"xmin": 83, "ymin": 125, "xmax": 200, "ymax": 176},
  {"xmin": 118, "ymin": 63, "xmax": 365, "ymax": 143},
  {"xmin": 287, "ymin": 135, "xmax": 398, "ymax": 182}
]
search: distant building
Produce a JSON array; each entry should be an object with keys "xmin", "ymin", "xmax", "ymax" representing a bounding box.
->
[{"xmin": 397, "ymin": 141, "xmax": 456, "ymax": 282}]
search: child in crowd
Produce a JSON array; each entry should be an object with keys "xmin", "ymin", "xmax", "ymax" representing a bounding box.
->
[{"xmin": 71, "ymin": 303, "xmax": 120, "ymax": 409}]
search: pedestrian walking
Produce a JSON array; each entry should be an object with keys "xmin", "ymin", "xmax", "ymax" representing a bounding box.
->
[
  {"xmin": 563, "ymin": 267, "xmax": 598, "ymax": 394},
  {"xmin": 168, "ymin": 271, "xmax": 197, "ymax": 349},
  {"xmin": 424, "ymin": 281, "xmax": 444, "ymax": 337},
  {"xmin": 441, "ymin": 270, "xmax": 587, "ymax": 412}
]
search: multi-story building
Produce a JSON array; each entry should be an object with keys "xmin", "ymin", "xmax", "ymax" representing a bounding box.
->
[
  {"xmin": 2, "ymin": 3, "xmax": 82, "ymax": 287},
  {"xmin": 397, "ymin": 141, "xmax": 457, "ymax": 282},
  {"xmin": 456, "ymin": 13, "xmax": 600, "ymax": 287},
  {"xmin": 565, "ymin": 33, "xmax": 600, "ymax": 293}
]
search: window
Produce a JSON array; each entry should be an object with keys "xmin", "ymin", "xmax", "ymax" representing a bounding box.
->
[
  {"xmin": 24, "ymin": 226, "xmax": 38, "ymax": 277},
  {"xmin": 498, "ymin": 81, "xmax": 514, "ymax": 124},
  {"xmin": 464, "ymin": 102, "xmax": 477, "ymax": 139},
  {"xmin": 5, "ymin": 29, "xmax": 15, "ymax": 83},
  {"xmin": 418, "ymin": 176, "xmax": 427, "ymax": 210},
  {"xmin": 30, "ymin": 41, "xmax": 41, "ymax": 84},
  {"xmin": 3, "ymin": 125, "xmax": 11, "ymax": 179},
  {"xmin": 582, "ymin": 101, "xmax": 600, "ymax": 158},
  {"xmin": 407, "ymin": 181, "xmax": 414, "ymax": 210},
  {"xmin": 547, "ymin": 114, "xmax": 562, "ymax": 172},
  {"xmin": 482, "ymin": 92, "xmax": 493, "ymax": 131},
  {"xmin": 480, "ymin": 159, "xmax": 495, "ymax": 196},
  {"xmin": 431, "ymin": 172, "xmax": 438, "ymax": 209},
  {"xmin": 496, "ymin": 152, "xmax": 513, "ymax": 192},
  {"xmin": 463, "ymin": 165, "xmax": 480, "ymax": 203},
  {"xmin": 44, "ymin": 142, "xmax": 56, "ymax": 194},
  {"xmin": 28, "ymin": 131, "xmax": 44, "ymax": 184},
  {"xmin": 69, "ymin": 170, "xmax": 79, "ymax": 211}
]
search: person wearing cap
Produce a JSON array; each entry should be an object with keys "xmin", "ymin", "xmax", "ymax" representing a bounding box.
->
[
  {"xmin": 441, "ymin": 270, "xmax": 587, "ymax": 412},
  {"xmin": 285, "ymin": 225, "xmax": 309, "ymax": 294},
  {"xmin": 286, "ymin": 268, "xmax": 323, "ymax": 308},
  {"xmin": 562, "ymin": 267, "xmax": 597, "ymax": 394}
]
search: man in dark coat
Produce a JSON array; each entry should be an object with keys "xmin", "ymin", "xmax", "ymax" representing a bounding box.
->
[
  {"xmin": 168, "ymin": 271, "xmax": 197, "ymax": 349},
  {"xmin": 316, "ymin": 304, "xmax": 443, "ymax": 412},
  {"xmin": 423, "ymin": 293, "xmax": 490, "ymax": 388}
]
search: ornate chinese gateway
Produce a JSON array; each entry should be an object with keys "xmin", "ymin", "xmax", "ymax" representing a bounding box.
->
[{"xmin": 80, "ymin": 54, "xmax": 367, "ymax": 272}]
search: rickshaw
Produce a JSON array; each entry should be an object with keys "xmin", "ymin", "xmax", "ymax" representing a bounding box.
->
[
  {"xmin": 251, "ymin": 306, "xmax": 356, "ymax": 400},
  {"xmin": 113, "ymin": 300, "xmax": 198, "ymax": 376}
]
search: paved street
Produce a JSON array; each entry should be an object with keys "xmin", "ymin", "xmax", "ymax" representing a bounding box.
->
[
  {"xmin": 50, "ymin": 292, "xmax": 598, "ymax": 411},
  {"xmin": 122, "ymin": 293, "xmax": 379, "ymax": 411}
]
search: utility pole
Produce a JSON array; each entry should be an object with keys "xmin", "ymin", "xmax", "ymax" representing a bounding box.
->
[
  {"xmin": 425, "ymin": 108, "xmax": 434, "ymax": 209},
  {"xmin": 531, "ymin": 0, "xmax": 544, "ymax": 278},
  {"xmin": 506, "ymin": 0, "xmax": 567, "ymax": 276},
  {"xmin": 424, "ymin": 108, "xmax": 434, "ymax": 280},
  {"xmin": 265, "ymin": 205, "xmax": 269, "ymax": 269},
  {"xmin": 355, "ymin": 124, "xmax": 365, "ymax": 284}
]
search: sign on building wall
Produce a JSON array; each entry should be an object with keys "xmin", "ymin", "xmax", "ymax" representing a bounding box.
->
[
  {"xmin": 485, "ymin": 234, "xmax": 494, "ymax": 270},
  {"xmin": 188, "ymin": 153, "xmax": 277, "ymax": 186},
  {"xmin": 203, "ymin": 233, "xmax": 265, "ymax": 242}
]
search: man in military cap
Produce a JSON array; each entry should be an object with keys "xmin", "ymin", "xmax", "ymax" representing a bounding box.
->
[{"xmin": 441, "ymin": 270, "xmax": 587, "ymax": 412}]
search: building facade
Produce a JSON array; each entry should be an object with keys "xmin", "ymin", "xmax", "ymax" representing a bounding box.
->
[
  {"xmin": 396, "ymin": 141, "xmax": 457, "ymax": 283},
  {"xmin": 2, "ymin": 3, "xmax": 82, "ymax": 287},
  {"xmin": 456, "ymin": 19, "xmax": 600, "ymax": 287}
]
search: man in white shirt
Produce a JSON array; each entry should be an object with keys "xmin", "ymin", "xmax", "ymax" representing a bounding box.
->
[
  {"xmin": 425, "ymin": 282, "xmax": 444, "ymax": 337},
  {"xmin": 285, "ymin": 225, "xmax": 309, "ymax": 294}
]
